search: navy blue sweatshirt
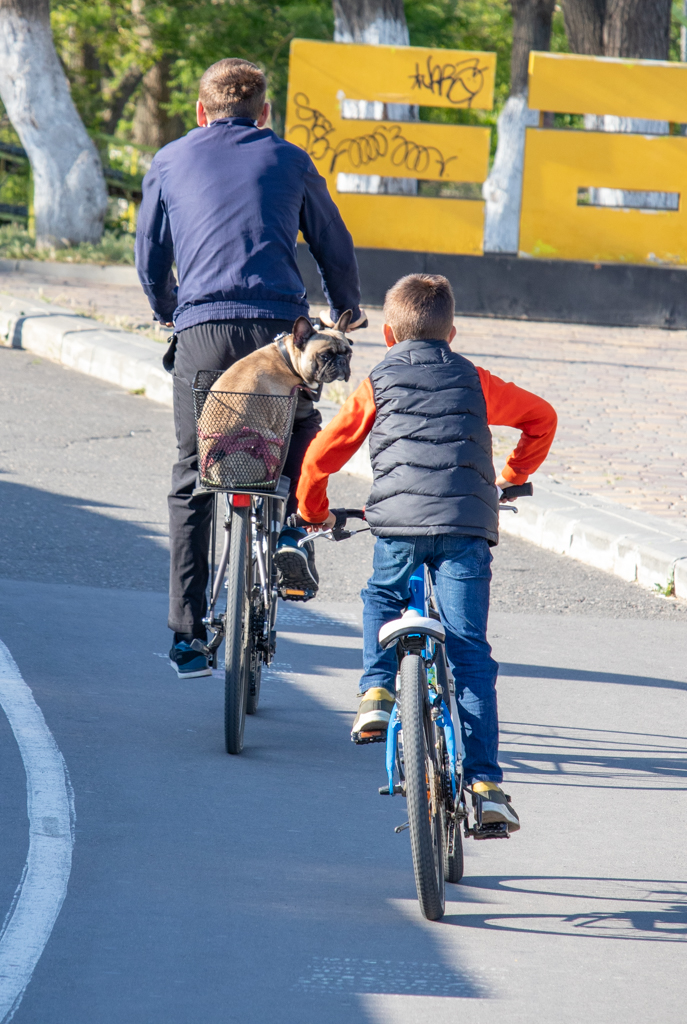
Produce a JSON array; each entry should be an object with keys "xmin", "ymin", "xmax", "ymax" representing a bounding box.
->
[{"xmin": 135, "ymin": 117, "xmax": 361, "ymax": 331}]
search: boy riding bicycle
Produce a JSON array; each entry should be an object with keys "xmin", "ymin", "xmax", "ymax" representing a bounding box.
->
[{"xmin": 295, "ymin": 274, "xmax": 557, "ymax": 832}]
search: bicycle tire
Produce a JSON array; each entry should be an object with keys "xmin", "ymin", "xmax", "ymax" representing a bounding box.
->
[
  {"xmin": 401, "ymin": 654, "xmax": 445, "ymax": 921},
  {"xmin": 224, "ymin": 505, "xmax": 251, "ymax": 754}
]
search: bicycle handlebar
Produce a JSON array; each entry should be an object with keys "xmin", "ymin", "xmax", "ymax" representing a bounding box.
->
[
  {"xmin": 288, "ymin": 507, "xmax": 367, "ymax": 544},
  {"xmin": 499, "ymin": 482, "xmax": 533, "ymax": 501},
  {"xmin": 289, "ymin": 484, "xmax": 534, "ymax": 541}
]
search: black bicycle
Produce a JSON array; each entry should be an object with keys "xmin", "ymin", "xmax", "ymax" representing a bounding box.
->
[{"xmin": 190, "ymin": 372, "xmax": 299, "ymax": 754}]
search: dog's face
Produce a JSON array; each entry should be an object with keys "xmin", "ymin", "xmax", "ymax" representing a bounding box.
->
[{"xmin": 285, "ymin": 311, "xmax": 353, "ymax": 386}]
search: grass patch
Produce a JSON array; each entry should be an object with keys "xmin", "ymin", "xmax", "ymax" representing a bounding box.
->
[{"xmin": 0, "ymin": 224, "xmax": 135, "ymax": 265}]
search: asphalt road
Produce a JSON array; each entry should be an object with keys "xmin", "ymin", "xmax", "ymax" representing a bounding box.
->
[{"xmin": 1, "ymin": 346, "xmax": 686, "ymax": 1023}]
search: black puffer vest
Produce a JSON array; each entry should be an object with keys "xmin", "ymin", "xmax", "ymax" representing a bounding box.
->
[{"xmin": 365, "ymin": 339, "xmax": 499, "ymax": 543}]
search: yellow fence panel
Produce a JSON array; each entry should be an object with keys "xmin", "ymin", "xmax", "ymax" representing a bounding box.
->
[
  {"xmin": 288, "ymin": 39, "xmax": 495, "ymax": 113},
  {"xmin": 335, "ymin": 193, "xmax": 485, "ymax": 254},
  {"xmin": 285, "ymin": 40, "xmax": 494, "ymax": 254},
  {"xmin": 520, "ymin": 128, "xmax": 687, "ymax": 265},
  {"xmin": 528, "ymin": 51, "xmax": 687, "ymax": 123}
]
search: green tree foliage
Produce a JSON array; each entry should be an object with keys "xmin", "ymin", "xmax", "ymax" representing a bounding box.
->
[{"xmin": 50, "ymin": 0, "xmax": 334, "ymax": 139}]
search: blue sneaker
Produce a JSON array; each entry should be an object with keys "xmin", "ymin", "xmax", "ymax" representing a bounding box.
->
[
  {"xmin": 274, "ymin": 527, "xmax": 318, "ymax": 601},
  {"xmin": 169, "ymin": 641, "xmax": 212, "ymax": 678}
]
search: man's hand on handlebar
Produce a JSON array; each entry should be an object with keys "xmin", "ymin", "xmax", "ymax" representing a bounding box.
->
[{"xmin": 318, "ymin": 309, "xmax": 369, "ymax": 332}]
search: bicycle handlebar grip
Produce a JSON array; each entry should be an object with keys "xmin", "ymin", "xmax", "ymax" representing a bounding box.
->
[
  {"xmin": 287, "ymin": 508, "xmax": 365, "ymax": 530},
  {"xmin": 500, "ymin": 482, "xmax": 534, "ymax": 500},
  {"xmin": 338, "ymin": 508, "xmax": 366, "ymax": 521}
]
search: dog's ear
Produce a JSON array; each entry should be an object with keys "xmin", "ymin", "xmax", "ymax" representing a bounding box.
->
[
  {"xmin": 335, "ymin": 309, "xmax": 352, "ymax": 334},
  {"xmin": 292, "ymin": 316, "xmax": 316, "ymax": 350}
]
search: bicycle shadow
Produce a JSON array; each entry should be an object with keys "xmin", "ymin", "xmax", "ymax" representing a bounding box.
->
[
  {"xmin": 499, "ymin": 661, "xmax": 687, "ymax": 693},
  {"xmin": 498, "ymin": 720, "xmax": 687, "ymax": 790},
  {"xmin": 443, "ymin": 875, "xmax": 687, "ymax": 942}
]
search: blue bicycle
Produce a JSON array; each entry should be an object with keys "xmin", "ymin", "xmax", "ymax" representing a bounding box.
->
[{"xmin": 304, "ymin": 482, "xmax": 531, "ymax": 921}]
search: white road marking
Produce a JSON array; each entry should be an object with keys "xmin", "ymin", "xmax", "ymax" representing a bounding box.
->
[{"xmin": 0, "ymin": 641, "xmax": 74, "ymax": 1023}]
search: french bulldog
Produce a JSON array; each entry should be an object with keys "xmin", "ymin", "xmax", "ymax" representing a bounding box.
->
[{"xmin": 197, "ymin": 311, "xmax": 353, "ymax": 486}]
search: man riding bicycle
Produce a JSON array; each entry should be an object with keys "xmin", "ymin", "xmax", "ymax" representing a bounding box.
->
[{"xmin": 135, "ymin": 58, "xmax": 364, "ymax": 678}]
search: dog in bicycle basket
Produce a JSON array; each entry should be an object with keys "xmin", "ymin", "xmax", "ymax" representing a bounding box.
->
[{"xmin": 197, "ymin": 313, "xmax": 353, "ymax": 487}]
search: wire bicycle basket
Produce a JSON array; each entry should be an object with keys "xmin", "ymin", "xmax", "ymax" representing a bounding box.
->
[{"xmin": 192, "ymin": 371, "xmax": 298, "ymax": 491}]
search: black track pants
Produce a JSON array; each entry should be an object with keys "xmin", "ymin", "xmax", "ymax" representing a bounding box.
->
[{"xmin": 168, "ymin": 318, "xmax": 321, "ymax": 635}]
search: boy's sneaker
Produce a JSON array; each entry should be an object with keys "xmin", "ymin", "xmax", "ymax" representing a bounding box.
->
[
  {"xmin": 472, "ymin": 781, "xmax": 520, "ymax": 832},
  {"xmin": 351, "ymin": 687, "xmax": 395, "ymax": 743},
  {"xmin": 169, "ymin": 641, "xmax": 212, "ymax": 678},
  {"xmin": 274, "ymin": 528, "xmax": 318, "ymax": 601}
]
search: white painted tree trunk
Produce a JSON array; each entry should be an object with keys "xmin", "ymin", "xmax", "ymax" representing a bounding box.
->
[
  {"xmin": 0, "ymin": 8, "xmax": 108, "ymax": 246},
  {"xmin": 334, "ymin": 7, "xmax": 417, "ymax": 196},
  {"xmin": 482, "ymin": 92, "xmax": 539, "ymax": 253}
]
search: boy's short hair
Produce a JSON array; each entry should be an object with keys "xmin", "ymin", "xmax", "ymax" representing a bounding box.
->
[
  {"xmin": 199, "ymin": 59, "xmax": 267, "ymax": 122},
  {"xmin": 383, "ymin": 273, "xmax": 455, "ymax": 342}
]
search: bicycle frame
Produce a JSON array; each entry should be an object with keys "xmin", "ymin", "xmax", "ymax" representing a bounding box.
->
[
  {"xmin": 384, "ymin": 566, "xmax": 460, "ymax": 801},
  {"xmin": 197, "ymin": 475, "xmax": 290, "ymax": 669}
]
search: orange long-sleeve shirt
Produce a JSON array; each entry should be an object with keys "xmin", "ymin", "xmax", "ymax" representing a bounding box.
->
[{"xmin": 297, "ymin": 366, "xmax": 557, "ymax": 524}]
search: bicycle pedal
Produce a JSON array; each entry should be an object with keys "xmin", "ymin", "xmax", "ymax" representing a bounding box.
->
[
  {"xmin": 353, "ymin": 729, "xmax": 386, "ymax": 744},
  {"xmin": 379, "ymin": 783, "xmax": 405, "ymax": 795},
  {"xmin": 469, "ymin": 822, "xmax": 510, "ymax": 841},
  {"xmin": 190, "ymin": 639, "xmax": 211, "ymax": 657},
  {"xmin": 280, "ymin": 587, "xmax": 316, "ymax": 602}
]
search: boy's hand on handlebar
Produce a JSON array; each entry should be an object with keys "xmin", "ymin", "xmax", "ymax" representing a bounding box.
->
[
  {"xmin": 303, "ymin": 511, "xmax": 336, "ymax": 533},
  {"xmin": 495, "ymin": 475, "xmax": 515, "ymax": 501}
]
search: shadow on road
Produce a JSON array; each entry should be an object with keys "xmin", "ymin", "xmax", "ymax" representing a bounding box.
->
[
  {"xmin": 444, "ymin": 875, "xmax": 687, "ymax": 943},
  {"xmin": 500, "ymin": 660, "xmax": 687, "ymax": 693},
  {"xmin": 0, "ymin": 478, "xmax": 169, "ymax": 591}
]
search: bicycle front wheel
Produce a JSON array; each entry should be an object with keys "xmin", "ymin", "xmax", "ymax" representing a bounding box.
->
[
  {"xmin": 401, "ymin": 654, "xmax": 445, "ymax": 921},
  {"xmin": 224, "ymin": 505, "xmax": 251, "ymax": 754}
]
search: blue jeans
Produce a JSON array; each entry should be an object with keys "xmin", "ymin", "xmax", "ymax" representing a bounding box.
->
[{"xmin": 361, "ymin": 535, "xmax": 501, "ymax": 785}]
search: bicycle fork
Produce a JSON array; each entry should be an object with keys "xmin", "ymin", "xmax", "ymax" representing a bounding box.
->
[{"xmin": 382, "ymin": 675, "xmax": 458, "ymax": 799}]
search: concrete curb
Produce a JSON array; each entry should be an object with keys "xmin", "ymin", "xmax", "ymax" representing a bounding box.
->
[
  {"xmin": 0, "ymin": 294, "xmax": 173, "ymax": 405},
  {"xmin": 0, "ymin": 258, "xmax": 139, "ymax": 286},
  {"xmin": 2, "ymin": 290, "xmax": 686, "ymax": 601}
]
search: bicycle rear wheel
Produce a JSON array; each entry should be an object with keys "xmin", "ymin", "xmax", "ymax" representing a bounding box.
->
[
  {"xmin": 224, "ymin": 505, "xmax": 251, "ymax": 754},
  {"xmin": 401, "ymin": 653, "xmax": 445, "ymax": 921}
]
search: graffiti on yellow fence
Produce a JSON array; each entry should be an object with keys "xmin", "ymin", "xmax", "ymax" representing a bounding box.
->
[{"xmin": 285, "ymin": 40, "xmax": 495, "ymax": 255}]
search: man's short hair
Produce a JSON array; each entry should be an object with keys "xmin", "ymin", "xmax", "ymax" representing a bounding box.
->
[
  {"xmin": 383, "ymin": 274, "xmax": 455, "ymax": 342},
  {"xmin": 199, "ymin": 58, "xmax": 267, "ymax": 122}
]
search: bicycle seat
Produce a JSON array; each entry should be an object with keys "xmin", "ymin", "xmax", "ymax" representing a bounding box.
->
[{"xmin": 379, "ymin": 609, "xmax": 446, "ymax": 650}]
